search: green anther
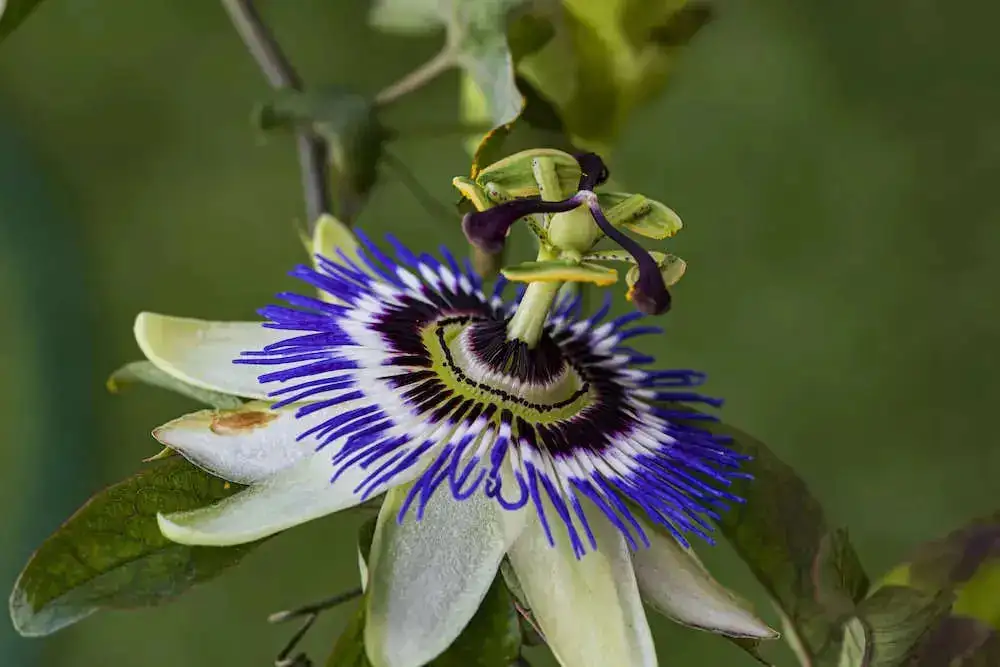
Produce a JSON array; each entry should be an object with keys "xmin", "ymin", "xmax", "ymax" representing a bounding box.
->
[
  {"xmin": 532, "ymin": 156, "xmax": 563, "ymax": 204},
  {"xmin": 603, "ymin": 193, "xmax": 652, "ymax": 227},
  {"xmin": 452, "ymin": 176, "xmax": 492, "ymax": 212},
  {"xmin": 475, "ymin": 148, "xmax": 580, "ymax": 198},
  {"xmin": 596, "ymin": 191, "xmax": 683, "ymax": 239},
  {"xmin": 483, "ymin": 181, "xmax": 515, "ymax": 203},
  {"xmin": 501, "ymin": 260, "xmax": 618, "ymax": 286}
]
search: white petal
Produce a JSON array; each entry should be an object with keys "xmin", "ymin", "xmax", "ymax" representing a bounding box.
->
[
  {"xmin": 134, "ymin": 312, "xmax": 285, "ymax": 399},
  {"xmin": 152, "ymin": 401, "xmax": 332, "ymax": 484},
  {"xmin": 364, "ymin": 484, "xmax": 526, "ymax": 667},
  {"xmin": 507, "ymin": 503, "xmax": 657, "ymax": 667},
  {"xmin": 157, "ymin": 446, "xmax": 424, "ymax": 547},
  {"xmin": 632, "ymin": 520, "xmax": 778, "ymax": 639}
]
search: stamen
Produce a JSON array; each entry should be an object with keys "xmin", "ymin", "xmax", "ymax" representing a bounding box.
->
[
  {"xmin": 461, "ymin": 198, "xmax": 580, "ymax": 253},
  {"xmin": 584, "ymin": 194, "xmax": 672, "ymax": 316},
  {"xmin": 575, "ymin": 152, "xmax": 610, "ymax": 191},
  {"xmin": 238, "ymin": 231, "xmax": 748, "ymax": 556}
]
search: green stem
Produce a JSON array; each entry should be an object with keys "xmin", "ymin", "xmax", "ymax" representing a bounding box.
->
[
  {"xmin": 507, "ymin": 279, "xmax": 562, "ymax": 347},
  {"xmin": 220, "ymin": 0, "xmax": 331, "ymax": 229},
  {"xmin": 375, "ymin": 46, "xmax": 457, "ymax": 106}
]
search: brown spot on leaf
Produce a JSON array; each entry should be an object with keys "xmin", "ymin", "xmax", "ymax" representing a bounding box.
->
[{"xmin": 210, "ymin": 410, "xmax": 279, "ymax": 435}]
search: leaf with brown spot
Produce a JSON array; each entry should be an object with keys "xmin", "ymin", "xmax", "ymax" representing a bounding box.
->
[{"xmin": 9, "ymin": 458, "xmax": 258, "ymax": 637}]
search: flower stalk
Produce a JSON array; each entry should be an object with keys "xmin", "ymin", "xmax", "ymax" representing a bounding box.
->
[{"xmin": 506, "ymin": 278, "xmax": 563, "ymax": 346}]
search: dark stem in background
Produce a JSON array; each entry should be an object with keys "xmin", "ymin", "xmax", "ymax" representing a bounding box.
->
[
  {"xmin": 382, "ymin": 150, "xmax": 460, "ymax": 222},
  {"xmin": 268, "ymin": 587, "xmax": 364, "ymax": 666},
  {"xmin": 220, "ymin": 0, "xmax": 332, "ymax": 230}
]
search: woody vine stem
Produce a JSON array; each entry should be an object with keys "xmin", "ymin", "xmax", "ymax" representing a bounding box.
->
[{"xmin": 219, "ymin": 0, "xmax": 464, "ymax": 232}]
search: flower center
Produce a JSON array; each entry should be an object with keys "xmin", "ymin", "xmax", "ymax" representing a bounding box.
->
[{"xmin": 421, "ymin": 315, "xmax": 592, "ymax": 420}]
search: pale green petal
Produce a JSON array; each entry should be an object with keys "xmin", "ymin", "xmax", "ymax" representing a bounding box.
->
[
  {"xmin": 311, "ymin": 214, "xmax": 376, "ymax": 304},
  {"xmin": 632, "ymin": 519, "xmax": 778, "ymax": 639},
  {"xmin": 364, "ymin": 484, "xmax": 526, "ymax": 667},
  {"xmin": 507, "ymin": 504, "xmax": 657, "ymax": 667},
  {"xmin": 157, "ymin": 447, "xmax": 423, "ymax": 547},
  {"xmin": 134, "ymin": 312, "xmax": 284, "ymax": 399},
  {"xmin": 152, "ymin": 401, "xmax": 343, "ymax": 484}
]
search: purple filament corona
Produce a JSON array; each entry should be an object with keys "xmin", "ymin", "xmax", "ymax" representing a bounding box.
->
[{"xmin": 235, "ymin": 229, "xmax": 748, "ymax": 557}]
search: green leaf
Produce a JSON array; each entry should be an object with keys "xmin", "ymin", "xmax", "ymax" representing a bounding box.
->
[
  {"xmin": 255, "ymin": 87, "xmax": 386, "ymax": 221},
  {"xmin": 9, "ymin": 458, "xmax": 255, "ymax": 637},
  {"xmin": 471, "ymin": 77, "xmax": 577, "ymax": 180},
  {"xmin": 330, "ymin": 517, "xmax": 522, "ymax": 667},
  {"xmin": 908, "ymin": 615, "xmax": 1000, "ymax": 667},
  {"xmin": 834, "ymin": 586, "xmax": 953, "ymax": 667},
  {"xmin": 427, "ymin": 577, "xmax": 520, "ymax": 666},
  {"xmin": 328, "ymin": 605, "xmax": 372, "ymax": 667},
  {"xmin": 506, "ymin": 6, "xmax": 556, "ymax": 61},
  {"xmin": 668, "ymin": 408, "xmax": 870, "ymax": 662},
  {"xmin": 872, "ymin": 511, "xmax": 1000, "ymax": 666},
  {"xmin": 107, "ymin": 360, "xmax": 244, "ymax": 410},
  {"xmin": 515, "ymin": 0, "xmax": 713, "ymax": 148},
  {"xmin": 0, "ymin": 0, "xmax": 45, "ymax": 43},
  {"xmin": 501, "ymin": 259, "xmax": 618, "ymax": 285},
  {"xmin": 880, "ymin": 511, "xmax": 1000, "ymax": 613},
  {"xmin": 729, "ymin": 636, "xmax": 776, "ymax": 666},
  {"xmin": 835, "ymin": 617, "xmax": 870, "ymax": 667},
  {"xmin": 370, "ymin": 0, "xmax": 527, "ymax": 126}
]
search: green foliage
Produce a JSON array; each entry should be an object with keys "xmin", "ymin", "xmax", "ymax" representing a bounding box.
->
[
  {"xmin": 668, "ymin": 408, "xmax": 871, "ymax": 663},
  {"xmin": 697, "ymin": 417, "xmax": 999, "ymax": 667},
  {"xmin": 9, "ymin": 458, "xmax": 256, "ymax": 637},
  {"xmin": 470, "ymin": 77, "xmax": 576, "ymax": 173},
  {"xmin": 514, "ymin": 0, "xmax": 714, "ymax": 149},
  {"xmin": 328, "ymin": 519, "xmax": 522, "ymax": 667},
  {"xmin": 870, "ymin": 512, "xmax": 1000, "ymax": 666},
  {"xmin": 0, "ymin": 0, "xmax": 45, "ymax": 43},
  {"xmin": 255, "ymin": 87, "xmax": 386, "ymax": 221},
  {"xmin": 107, "ymin": 360, "xmax": 244, "ymax": 410},
  {"xmin": 826, "ymin": 586, "xmax": 952, "ymax": 667},
  {"xmin": 370, "ymin": 0, "xmax": 527, "ymax": 126}
]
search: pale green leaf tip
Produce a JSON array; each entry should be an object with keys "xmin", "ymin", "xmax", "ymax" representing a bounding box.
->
[{"xmin": 8, "ymin": 574, "xmax": 98, "ymax": 638}]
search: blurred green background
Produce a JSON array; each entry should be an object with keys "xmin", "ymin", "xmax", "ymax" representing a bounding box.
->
[{"xmin": 1, "ymin": 0, "xmax": 998, "ymax": 665}]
